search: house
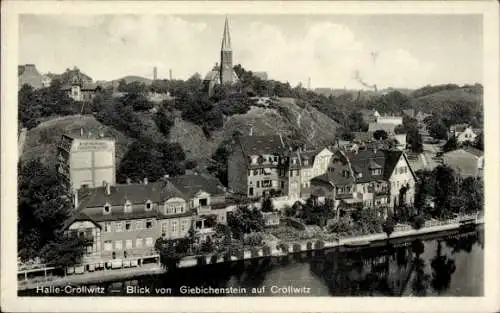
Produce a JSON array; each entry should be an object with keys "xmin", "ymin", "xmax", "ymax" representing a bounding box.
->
[
  {"xmin": 376, "ymin": 115, "xmax": 403, "ymax": 126},
  {"xmin": 368, "ymin": 123, "xmax": 397, "ymax": 136},
  {"xmin": 41, "ymin": 74, "xmax": 52, "ymax": 88},
  {"xmin": 393, "ymin": 134, "xmax": 407, "ymax": 150},
  {"xmin": 450, "ymin": 124, "xmax": 479, "ymax": 144},
  {"xmin": 228, "ymin": 135, "xmax": 288, "ymax": 198},
  {"xmin": 57, "ymin": 130, "xmax": 116, "ymax": 191},
  {"xmin": 61, "ymin": 72, "xmax": 101, "ymax": 102},
  {"xmin": 66, "ymin": 180, "xmax": 188, "ymax": 269},
  {"xmin": 18, "ymin": 64, "xmax": 43, "ymax": 89},
  {"xmin": 310, "ymin": 148, "xmax": 417, "ymax": 217},
  {"xmin": 296, "ymin": 148, "xmax": 334, "ymax": 198},
  {"xmin": 168, "ymin": 174, "xmax": 229, "ymax": 241},
  {"xmin": 443, "ymin": 147, "xmax": 484, "ymax": 177}
]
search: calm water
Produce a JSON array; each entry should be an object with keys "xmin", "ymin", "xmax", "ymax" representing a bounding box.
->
[{"xmin": 21, "ymin": 227, "xmax": 484, "ymax": 297}]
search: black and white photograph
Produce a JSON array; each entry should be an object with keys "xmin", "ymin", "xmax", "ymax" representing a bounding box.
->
[{"xmin": 1, "ymin": 1, "xmax": 499, "ymax": 312}]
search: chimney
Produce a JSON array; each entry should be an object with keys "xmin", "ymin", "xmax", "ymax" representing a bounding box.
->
[
  {"xmin": 143, "ymin": 177, "xmax": 148, "ymax": 185},
  {"xmin": 105, "ymin": 182, "xmax": 111, "ymax": 195},
  {"xmin": 73, "ymin": 189, "xmax": 79, "ymax": 210}
]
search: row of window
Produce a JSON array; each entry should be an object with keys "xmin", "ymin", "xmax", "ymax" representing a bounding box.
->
[
  {"xmin": 160, "ymin": 219, "xmax": 190, "ymax": 234},
  {"xmin": 248, "ymin": 168, "xmax": 277, "ymax": 176},
  {"xmin": 103, "ymin": 201, "xmax": 153, "ymax": 215},
  {"xmin": 397, "ymin": 166, "xmax": 409, "ymax": 175},
  {"xmin": 103, "ymin": 219, "xmax": 154, "ymax": 232},
  {"xmin": 103, "ymin": 238, "xmax": 154, "ymax": 251}
]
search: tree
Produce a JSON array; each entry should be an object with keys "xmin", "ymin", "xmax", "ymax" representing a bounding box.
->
[
  {"xmin": 428, "ymin": 120, "xmax": 449, "ymax": 140},
  {"xmin": 442, "ymin": 135, "xmax": 458, "ymax": 152},
  {"xmin": 261, "ymin": 197, "xmax": 274, "ymax": 212},
  {"xmin": 382, "ymin": 216, "xmax": 396, "ymax": 238},
  {"xmin": 373, "ymin": 130, "xmax": 389, "ymax": 140},
  {"xmin": 346, "ymin": 112, "xmax": 369, "ymax": 132},
  {"xmin": 433, "ymin": 165, "xmax": 458, "ymax": 218},
  {"xmin": 407, "ymin": 128, "xmax": 423, "ymax": 153},
  {"xmin": 227, "ymin": 205, "xmax": 265, "ymax": 240},
  {"xmin": 18, "ymin": 159, "xmax": 86, "ymax": 266},
  {"xmin": 473, "ymin": 131, "xmax": 483, "ymax": 151}
]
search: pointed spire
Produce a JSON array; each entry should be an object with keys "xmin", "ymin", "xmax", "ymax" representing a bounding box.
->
[{"xmin": 221, "ymin": 16, "xmax": 231, "ymax": 51}]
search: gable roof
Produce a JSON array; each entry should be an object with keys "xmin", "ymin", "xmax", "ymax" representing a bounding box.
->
[
  {"xmin": 168, "ymin": 174, "xmax": 225, "ymax": 199},
  {"xmin": 77, "ymin": 181, "xmax": 182, "ymax": 209},
  {"xmin": 345, "ymin": 149, "xmax": 387, "ymax": 183},
  {"xmin": 62, "ymin": 211, "xmax": 102, "ymax": 230},
  {"xmin": 237, "ymin": 135, "xmax": 287, "ymax": 157}
]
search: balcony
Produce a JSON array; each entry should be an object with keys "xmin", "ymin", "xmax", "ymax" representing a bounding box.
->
[{"xmin": 196, "ymin": 205, "xmax": 212, "ymax": 214}]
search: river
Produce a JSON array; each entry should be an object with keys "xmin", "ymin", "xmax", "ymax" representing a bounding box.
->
[{"xmin": 20, "ymin": 227, "xmax": 483, "ymax": 297}]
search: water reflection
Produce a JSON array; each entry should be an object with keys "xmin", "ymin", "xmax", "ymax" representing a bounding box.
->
[{"xmin": 19, "ymin": 228, "xmax": 483, "ymax": 297}]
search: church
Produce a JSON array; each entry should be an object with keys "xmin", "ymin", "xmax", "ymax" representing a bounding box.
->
[{"xmin": 204, "ymin": 17, "xmax": 239, "ymax": 95}]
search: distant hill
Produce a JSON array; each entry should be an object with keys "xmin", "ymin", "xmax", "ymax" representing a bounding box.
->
[
  {"xmin": 21, "ymin": 115, "xmax": 131, "ymax": 167},
  {"xmin": 408, "ymin": 84, "xmax": 483, "ymax": 114}
]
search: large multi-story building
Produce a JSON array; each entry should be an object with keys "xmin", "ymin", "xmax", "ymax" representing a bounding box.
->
[
  {"xmin": 310, "ymin": 148, "xmax": 416, "ymax": 217},
  {"xmin": 57, "ymin": 130, "xmax": 116, "ymax": 191},
  {"xmin": 64, "ymin": 174, "xmax": 229, "ymax": 270},
  {"xmin": 228, "ymin": 135, "xmax": 288, "ymax": 198}
]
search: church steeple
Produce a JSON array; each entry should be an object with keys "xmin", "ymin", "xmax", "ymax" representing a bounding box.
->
[
  {"xmin": 221, "ymin": 16, "xmax": 232, "ymax": 51},
  {"xmin": 220, "ymin": 16, "xmax": 234, "ymax": 84}
]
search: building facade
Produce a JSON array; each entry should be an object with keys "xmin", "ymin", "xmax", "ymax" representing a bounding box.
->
[
  {"xmin": 228, "ymin": 135, "xmax": 288, "ymax": 198},
  {"xmin": 64, "ymin": 174, "xmax": 230, "ymax": 270},
  {"xmin": 57, "ymin": 132, "xmax": 116, "ymax": 191},
  {"xmin": 450, "ymin": 124, "xmax": 480, "ymax": 144}
]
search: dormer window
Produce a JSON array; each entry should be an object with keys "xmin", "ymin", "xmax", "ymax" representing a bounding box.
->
[
  {"xmin": 357, "ymin": 172, "xmax": 363, "ymax": 178},
  {"xmin": 343, "ymin": 170, "xmax": 349, "ymax": 178},
  {"xmin": 103, "ymin": 203, "xmax": 111, "ymax": 215},
  {"xmin": 124, "ymin": 201, "xmax": 132, "ymax": 213},
  {"xmin": 145, "ymin": 200, "xmax": 152, "ymax": 211},
  {"xmin": 304, "ymin": 159, "xmax": 309, "ymax": 166},
  {"xmin": 292, "ymin": 158, "xmax": 297, "ymax": 165}
]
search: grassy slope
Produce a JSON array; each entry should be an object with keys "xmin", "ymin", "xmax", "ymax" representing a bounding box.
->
[
  {"xmin": 21, "ymin": 115, "xmax": 131, "ymax": 167},
  {"xmin": 408, "ymin": 87, "xmax": 483, "ymax": 113}
]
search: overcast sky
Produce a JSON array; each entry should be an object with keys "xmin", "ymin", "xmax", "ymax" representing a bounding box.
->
[{"xmin": 19, "ymin": 14, "xmax": 482, "ymax": 89}]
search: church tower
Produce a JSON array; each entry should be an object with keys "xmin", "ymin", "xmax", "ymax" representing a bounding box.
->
[{"xmin": 220, "ymin": 17, "xmax": 233, "ymax": 84}]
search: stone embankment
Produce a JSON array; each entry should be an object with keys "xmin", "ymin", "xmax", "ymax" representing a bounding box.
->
[{"xmin": 18, "ymin": 216, "xmax": 483, "ymax": 291}]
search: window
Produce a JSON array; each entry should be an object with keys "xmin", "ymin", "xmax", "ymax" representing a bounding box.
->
[
  {"xmin": 199, "ymin": 198, "xmax": 208, "ymax": 206},
  {"xmin": 257, "ymin": 181, "xmax": 260, "ymax": 188},
  {"xmin": 136, "ymin": 220, "xmax": 145, "ymax": 230},
  {"xmin": 103, "ymin": 203, "xmax": 111, "ymax": 215},
  {"xmin": 253, "ymin": 170, "xmax": 258, "ymax": 176},
  {"xmin": 104, "ymin": 241, "xmax": 112, "ymax": 251},
  {"xmin": 274, "ymin": 156, "xmax": 278, "ymax": 162},
  {"xmin": 125, "ymin": 222, "xmax": 131, "ymax": 231},
  {"xmin": 172, "ymin": 221, "xmax": 178, "ymax": 233},
  {"xmin": 136, "ymin": 238, "xmax": 143, "ymax": 248},
  {"xmin": 181, "ymin": 220, "xmax": 188, "ymax": 232},
  {"xmin": 248, "ymin": 170, "xmax": 252, "ymax": 176},
  {"xmin": 115, "ymin": 240, "xmax": 122, "ymax": 250},
  {"xmin": 304, "ymin": 159, "xmax": 309, "ymax": 166},
  {"xmin": 124, "ymin": 201, "xmax": 132, "ymax": 213},
  {"xmin": 281, "ymin": 181, "xmax": 285, "ymax": 188},
  {"xmin": 249, "ymin": 187, "xmax": 254, "ymax": 196},
  {"xmin": 104, "ymin": 222, "xmax": 111, "ymax": 232},
  {"xmin": 146, "ymin": 220, "xmax": 153, "ymax": 229},
  {"xmin": 145, "ymin": 201, "xmax": 152, "ymax": 211},
  {"xmin": 146, "ymin": 237, "xmax": 154, "ymax": 247},
  {"xmin": 114, "ymin": 222, "xmax": 122, "ymax": 232},
  {"xmin": 161, "ymin": 222, "xmax": 168, "ymax": 234},
  {"xmin": 125, "ymin": 240, "xmax": 133, "ymax": 249}
]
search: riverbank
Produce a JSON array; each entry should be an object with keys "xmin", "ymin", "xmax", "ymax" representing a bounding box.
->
[{"xmin": 18, "ymin": 217, "xmax": 483, "ymax": 291}]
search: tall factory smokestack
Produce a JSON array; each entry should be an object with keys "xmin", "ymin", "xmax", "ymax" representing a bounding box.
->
[
  {"xmin": 153, "ymin": 67, "xmax": 158, "ymax": 81},
  {"xmin": 169, "ymin": 69, "xmax": 172, "ymax": 80},
  {"xmin": 308, "ymin": 77, "xmax": 311, "ymax": 90}
]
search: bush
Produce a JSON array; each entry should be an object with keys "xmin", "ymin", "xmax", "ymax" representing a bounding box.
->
[
  {"xmin": 277, "ymin": 242, "xmax": 289, "ymax": 253},
  {"xmin": 263, "ymin": 245, "xmax": 271, "ymax": 256},
  {"xmin": 306, "ymin": 241, "xmax": 313, "ymax": 250},
  {"xmin": 197, "ymin": 256, "xmax": 206, "ymax": 266},
  {"xmin": 293, "ymin": 243, "xmax": 301, "ymax": 252},
  {"xmin": 210, "ymin": 254, "xmax": 218, "ymax": 264},
  {"xmin": 412, "ymin": 215, "xmax": 426, "ymax": 230},
  {"xmin": 251, "ymin": 247, "xmax": 260, "ymax": 258},
  {"xmin": 315, "ymin": 240, "xmax": 325, "ymax": 249},
  {"xmin": 244, "ymin": 232, "xmax": 263, "ymax": 247}
]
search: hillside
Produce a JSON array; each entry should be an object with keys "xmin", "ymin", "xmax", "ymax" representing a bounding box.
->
[
  {"xmin": 21, "ymin": 115, "xmax": 131, "ymax": 166},
  {"xmin": 408, "ymin": 87, "xmax": 483, "ymax": 114},
  {"xmin": 167, "ymin": 97, "xmax": 341, "ymax": 163}
]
